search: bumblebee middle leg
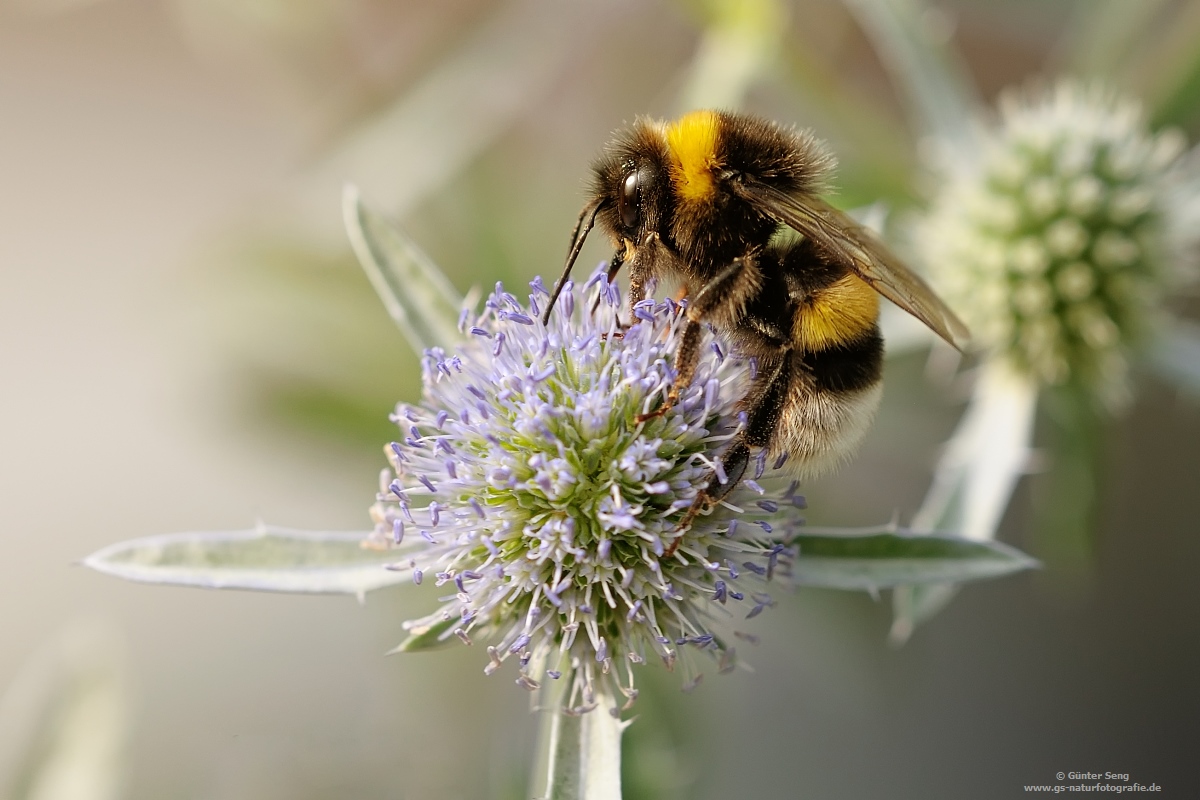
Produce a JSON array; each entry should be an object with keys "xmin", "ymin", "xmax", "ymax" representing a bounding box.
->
[{"xmin": 637, "ymin": 255, "xmax": 758, "ymax": 423}]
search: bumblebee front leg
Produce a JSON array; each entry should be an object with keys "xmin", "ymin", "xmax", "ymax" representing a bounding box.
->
[
  {"xmin": 594, "ymin": 238, "xmax": 650, "ymax": 336},
  {"xmin": 591, "ymin": 250, "xmax": 626, "ymax": 329},
  {"xmin": 637, "ymin": 256, "xmax": 754, "ymax": 422},
  {"xmin": 601, "ymin": 256, "xmax": 646, "ymax": 342}
]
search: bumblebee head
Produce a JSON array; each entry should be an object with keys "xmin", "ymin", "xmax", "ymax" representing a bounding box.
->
[
  {"xmin": 590, "ymin": 120, "xmax": 673, "ymax": 250},
  {"xmin": 599, "ymin": 112, "xmax": 836, "ymax": 267},
  {"xmin": 540, "ymin": 121, "xmax": 674, "ymax": 324},
  {"xmin": 540, "ymin": 111, "xmax": 840, "ymax": 325}
]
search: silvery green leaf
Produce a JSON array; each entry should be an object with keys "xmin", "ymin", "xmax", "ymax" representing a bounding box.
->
[
  {"xmin": 532, "ymin": 681, "xmax": 626, "ymax": 800},
  {"xmin": 83, "ymin": 525, "xmax": 409, "ymax": 597},
  {"xmin": 843, "ymin": 0, "xmax": 982, "ymax": 163},
  {"xmin": 344, "ymin": 186, "xmax": 465, "ymax": 356},
  {"xmin": 891, "ymin": 360, "xmax": 1039, "ymax": 642},
  {"xmin": 791, "ymin": 527, "xmax": 1037, "ymax": 591},
  {"xmin": 1147, "ymin": 319, "xmax": 1200, "ymax": 395},
  {"xmin": 890, "ymin": 582, "xmax": 958, "ymax": 643},
  {"xmin": 911, "ymin": 361, "xmax": 1039, "ymax": 539},
  {"xmin": 0, "ymin": 625, "xmax": 127, "ymax": 800}
]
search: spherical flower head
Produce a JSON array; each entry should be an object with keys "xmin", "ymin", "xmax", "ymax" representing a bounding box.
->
[
  {"xmin": 916, "ymin": 81, "xmax": 1190, "ymax": 403},
  {"xmin": 369, "ymin": 270, "xmax": 802, "ymax": 712}
]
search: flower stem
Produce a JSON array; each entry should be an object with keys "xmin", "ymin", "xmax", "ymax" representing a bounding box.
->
[{"xmin": 531, "ymin": 680, "xmax": 626, "ymax": 800}]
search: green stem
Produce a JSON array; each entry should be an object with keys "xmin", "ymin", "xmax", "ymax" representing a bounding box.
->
[
  {"xmin": 531, "ymin": 680, "xmax": 626, "ymax": 800},
  {"xmin": 1033, "ymin": 387, "xmax": 1104, "ymax": 577}
]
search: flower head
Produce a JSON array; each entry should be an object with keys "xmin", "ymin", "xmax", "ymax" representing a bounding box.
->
[
  {"xmin": 369, "ymin": 270, "xmax": 802, "ymax": 712},
  {"xmin": 916, "ymin": 81, "xmax": 1193, "ymax": 403}
]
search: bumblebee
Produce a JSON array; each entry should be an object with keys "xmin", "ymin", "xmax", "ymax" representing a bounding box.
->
[{"xmin": 543, "ymin": 110, "xmax": 969, "ymax": 539}]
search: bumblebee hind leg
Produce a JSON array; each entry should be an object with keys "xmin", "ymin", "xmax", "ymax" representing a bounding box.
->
[
  {"xmin": 669, "ymin": 440, "xmax": 751, "ymax": 546},
  {"xmin": 665, "ymin": 354, "xmax": 789, "ymax": 556}
]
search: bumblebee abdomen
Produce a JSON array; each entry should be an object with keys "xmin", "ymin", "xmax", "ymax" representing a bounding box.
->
[
  {"xmin": 797, "ymin": 328, "xmax": 884, "ymax": 396},
  {"xmin": 778, "ymin": 331, "xmax": 884, "ymax": 476},
  {"xmin": 774, "ymin": 373, "xmax": 882, "ymax": 478},
  {"xmin": 738, "ymin": 333, "xmax": 883, "ymax": 478},
  {"xmin": 791, "ymin": 273, "xmax": 880, "ymax": 352}
]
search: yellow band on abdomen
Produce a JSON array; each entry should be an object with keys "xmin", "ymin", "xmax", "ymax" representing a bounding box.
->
[{"xmin": 793, "ymin": 273, "xmax": 879, "ymax": 351}]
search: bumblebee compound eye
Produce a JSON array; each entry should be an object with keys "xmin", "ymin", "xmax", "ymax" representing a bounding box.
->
[{"xmin": 618, "ymin": 170, "xmax": 640, "ymax": 230}]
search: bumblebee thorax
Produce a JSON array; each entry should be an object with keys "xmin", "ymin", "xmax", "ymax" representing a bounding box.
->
[{"xmin": 665, "ymin": 110, "xmax": 722, "ymax": 204}]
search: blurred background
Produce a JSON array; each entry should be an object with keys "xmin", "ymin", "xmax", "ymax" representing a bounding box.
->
[{"xmin": 2, "ymin": 0, "xmax": 1198, "ymax": 797}]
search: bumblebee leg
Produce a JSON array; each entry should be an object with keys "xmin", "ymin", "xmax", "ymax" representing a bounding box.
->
[
  {"xmin": 601, "ymin": 256, "xmax": 643, "ymax": 341},
  {"xmin": 627, "ymin": 259, "xmax": 647, "ymax": 310},
  {"xmin": 637, "ymin": 257, "xmax": 753, "ymax": 423},
  {"xmin": 627, "ymin": 232, "xmax": 661, "ymax": 311},
  {"xmin": 666, "ymin": 440, "xmax": 750, "ymax": 555},
  {"xmin": 665, "ymin": 355, "xmax": 789, "ymax": 555},
  {"xmin": 591, "ymin": 250, "xmax": 627, "ymax": 329},
  {"xmin": 599, "ymin": 232, "xmax": 659, "ymax": 334},
  {"xmin": 636, "ymin": 317, "xmax": 702, "ymax": 423},
  {"xmin": 607, "ymin": 255, "xmax": 624, "ymax": 284}
]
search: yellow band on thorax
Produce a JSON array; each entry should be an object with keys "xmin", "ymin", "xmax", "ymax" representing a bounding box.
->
[
  {"xmin": 666, "ymin": 110, "xmax": 721, "ymax": 204},
  {"xmin": 793, "ymin": 273, "xmax": 879, "ymax": 351}
]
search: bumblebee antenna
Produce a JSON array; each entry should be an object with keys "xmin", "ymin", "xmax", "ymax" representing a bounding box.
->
[{"xmin": 542, "ymin": 198, "xmax": 602, "ymax": 325}]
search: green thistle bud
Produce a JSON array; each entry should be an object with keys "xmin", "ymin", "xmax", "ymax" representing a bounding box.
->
[{"xmin": 916, "ymin": 81, "xmax": 1188, "ymax": 404}]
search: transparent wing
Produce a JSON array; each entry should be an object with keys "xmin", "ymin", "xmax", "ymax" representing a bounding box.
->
[{"xmin": 734, "ymin": 181, "xmax": 970, "ymax": 350}]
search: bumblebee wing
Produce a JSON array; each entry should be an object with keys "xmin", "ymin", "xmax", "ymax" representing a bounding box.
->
[{"xmin": 733, "ymin": 181, "xmax": 970, "ymax": 351}]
